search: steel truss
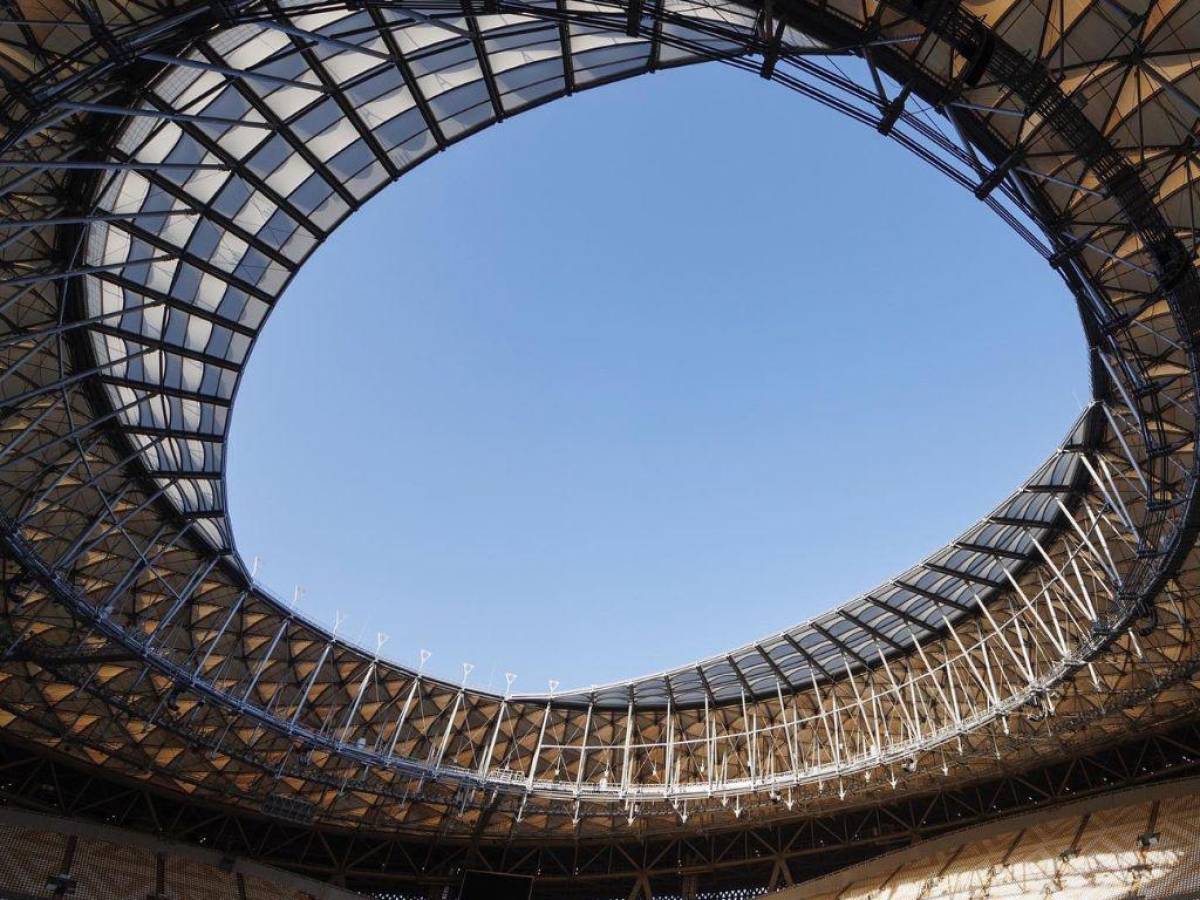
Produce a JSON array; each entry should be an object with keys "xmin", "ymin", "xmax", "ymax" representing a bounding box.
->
[
  {"xmin": 2, "ymin": 716, "xmax": 1200, "ymax": 898},
  {"xmin": 0, "ymin": 0, "xmax": 1199, "ymax": 867}
]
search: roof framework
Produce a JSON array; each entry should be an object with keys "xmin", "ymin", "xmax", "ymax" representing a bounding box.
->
[
  {"xmin": 0, "ymin": 0, "xmax": 1198, "ymax": 858},
  {"xmin": 3, "ymin": 713, "xmax": 1200, "ymax": 896}
]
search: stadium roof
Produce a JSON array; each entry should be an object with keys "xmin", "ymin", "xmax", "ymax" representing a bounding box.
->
[{"xmin": 1, "ymin": 0, "xmax": 1200, "ymax": 865}]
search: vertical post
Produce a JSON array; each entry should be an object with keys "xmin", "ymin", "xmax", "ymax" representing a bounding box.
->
[
  {"xmin": 386, "ymin": 671, "xmax": 424, "ymax": 759},
  {"xmin": 433, "ymin": 689, "xmax": 463, "ymax": 768},
  {"xmin": 479, "ymin": 672, "xmax": 515, "ymax": 778},
  {"xmin": 433, "ymin": 665, "xmax": 471, "ymax": 768},
  {"xmin": 809, "ymin": 674, "xmax": 837, "ymax": 769},
  {"xmin": 778, "ymin": 682, "xmax": 799, "ymax": 776},
  {"xmin": 619, "ymin": 697, "xmax": 635, "ymax": 796},
  {"xmin": 664, "ymin": 697, "xmax": 674, "ymax": 790},
  {"xmin": 527, "ymin": 699, "xmax": 553, "ymax": 790},
  {"xmin": 575, "ymin": 700, "xmax": 594, "ymax": 794},
  {"xmin": 704, "ymin": 695, "xmax": 714, "ymax": 785},
  {"xmin": 339, "ymin": 633, "xmax": 386, "ymax": 745}
]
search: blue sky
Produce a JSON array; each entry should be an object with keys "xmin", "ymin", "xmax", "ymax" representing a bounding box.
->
[{"xmin": 226, "ymin": 61, "xmax": 1086, "ymax": 694}]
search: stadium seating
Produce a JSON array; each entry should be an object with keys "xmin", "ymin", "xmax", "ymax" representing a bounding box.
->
[
  {"xmin": 0, "ymin": 810, "xmax": 361, "ymax": 900},
  {"xmin": 792, "ymin": 780, "xmax": 1200, "ymax": 900}
]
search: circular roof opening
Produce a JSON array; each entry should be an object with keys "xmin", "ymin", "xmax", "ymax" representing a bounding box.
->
[{"xmin": 227, "ymin": 63, "xmax": 1085, "ymax": 689}]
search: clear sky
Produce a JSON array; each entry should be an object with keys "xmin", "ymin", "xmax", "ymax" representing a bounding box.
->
[{"xmin": 226, "ymin": 61, "xmax": 1087, "ymax": 695}]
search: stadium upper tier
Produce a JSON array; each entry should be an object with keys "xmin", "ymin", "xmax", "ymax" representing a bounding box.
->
[{"xmin": 1, "ymin": 0, "xmax": 1200, "ymax": 847}]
